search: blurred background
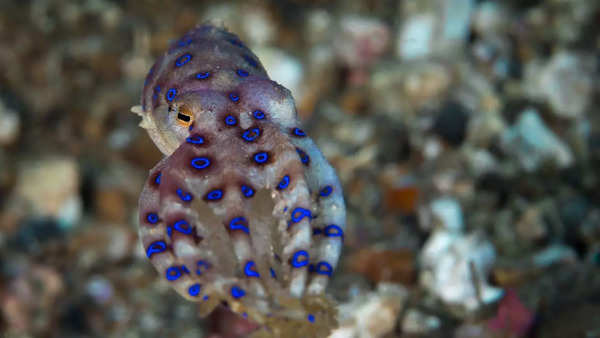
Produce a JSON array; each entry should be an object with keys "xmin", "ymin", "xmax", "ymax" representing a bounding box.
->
[{"xmin": 0, "ymin": 0, "xmax": 599, "ymax": 337}]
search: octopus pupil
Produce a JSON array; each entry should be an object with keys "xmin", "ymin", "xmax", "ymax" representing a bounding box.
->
[{"xmin": 178, "ymin": 113, "xmax": 190, "ymax": 122}]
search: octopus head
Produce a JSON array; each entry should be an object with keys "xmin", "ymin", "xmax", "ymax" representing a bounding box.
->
[{"xmin": 131, "ymin": 94, "xmax": 208, "ymax": 156}]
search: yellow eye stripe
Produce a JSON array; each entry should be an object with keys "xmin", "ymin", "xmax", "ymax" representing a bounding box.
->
[{"xmin": 176, "ymin": 105, "xmax": 194, "ymax": 127}]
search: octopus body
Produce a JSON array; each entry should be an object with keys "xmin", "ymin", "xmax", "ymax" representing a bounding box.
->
[{"xmin": 131, "ymin": 24, "xmax": 345, "ymax": 337}]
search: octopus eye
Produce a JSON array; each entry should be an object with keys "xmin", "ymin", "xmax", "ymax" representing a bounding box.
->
[{"xmin": 176, "ymin": 105, "xmax": 194, "ymax": 127}]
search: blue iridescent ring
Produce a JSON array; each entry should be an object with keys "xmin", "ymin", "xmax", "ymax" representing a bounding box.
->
[
  {"xmin": 323, "ymin": 224, "xmax": 344, "ymax": 238},
  {"xmin": 292, "ymin": 127, "xmax": 306, "ymax": 137},
  {"xmin": 242, "ymin": 127, "xmax": 260, "ymax": 142},
  {"xmin": 252, "ymin": 110, "xmax": 265, "ymax": 120},
  {"xmin": 244, "ymin": 261, "xmax": 260, "ymax": 278},
  {"xmin": 196, "ymin": 71, "xmax": 210, "ymax": 79},
  {"xmin": 319, "ymin": 185, "xmax": 333, "ymax": 197},
  {"xmin": 237, "ymin": 69, "xmax": 249, "ymax": 77},
  {"xmin": 277, "ymin": 175, "xmax": 290, "ymax": 190},
  {"xmin": 146, "ymin": 240, "xmax": 167, "ymax": 258},
  {"xmin": 173, "ymin": 219, "xmax": 192, "ymax": 235},
  {"xmin": 291, "ymin": 250, "xmax": 309, "ymax": 268},
  {"xmin": 191, "ymin": 157, "xmax": 211, "ymax": 170},
  {"xmin": 241, "ymin": 185, "xmax": 255, "ymax": 198},
  {"xmin": 166, "ymin": 266, "xmax": 182, "ymax": 281},
  {"xmin": 229, "ymin": 93, "xmax": 240, "ymax": 102},
  {"xmin": 186, "ymin": 135, "xmax": 204, "ymax": 145},
  {"xmin": 290, "ymin": 207, "xmax": 312, "ymax": 224},
  {"xmin": 188, "ymin": 283, "xmax": 201, "ymax": 297},
  {"xmin": 296, "ymin": 148, "xmax": 310, "ymax": 165},
  {"xmin": 253, "ymin": 151, "xmax": 269, "ymax": 164},
  {"xmin": 315, "ymin": 261, "xmax": 333, "ymax": 276},
  {"xmin": 205, "ymin": 189, "xmax": 223, "ymax": 201},
  {"xmin": 176, "ymin": 188, "xmax": 193, "ymax": 202},
  {"xmin": 146, "ymin": 212, "xmax": 159, "ymax": 224},
  {"xmin": 166, "ymin": 88, "xmax": 177, "ymax": 102},
  {"xmin": 175, "ymin": 53, "xmax": 192, "ymax": 67},
  {"xmin": 224, "ymin": 115, "xmax": 237, "ymax": 126},
  {"xmin": 229, "ymin": 217, "xmax": 249, "ymax": 234},
  {"xmin": 231, "ymin": 286, "xmax": 246, "ymax": 299}
]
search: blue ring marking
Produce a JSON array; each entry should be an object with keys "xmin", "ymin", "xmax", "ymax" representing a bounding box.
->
[
  {"xmin": 224, "ymin": 115, "xmax": 237, "ymax": 126},
  {"xmin": 181, "ymin": 265, "xmax": 190, "ymax": 274},
  {"xmin": 319, "ymin": 185, "xmax": 333, "ymax": 197},
  {"xmin": 196, "ymin": 260, "xmax": 210, "ymax": 275},
  {"xmin": 188, "ymin": 283, "xmax": 201, "ymax": 297},
  {"xmin": 203, "ymin": 295, "xmax": 209, "ymax": 301},
  {"xmin": 173, "ymin": 219, "xmax": 192, "ymax": 235},
  {"xmin": 196, "ymin": 71, "xmax": 210, "ymax": 79},
  {"xmin": 191, "ymin": 157, "xmax": 211, "ymax": 170},
  {"xmin": 277, "ymin": 175, "xmax": 290, "ymax": 190},
  {"xmin": 292, "ymin": 127, "xmax": 306, "ymax": 137},
  {"xmin": 189, "ymin": 122, "xmax": 194, "ymax": 131},
  {"xmin": 166, "ymin": 88, "xmax": 177, "ymax": 102},
  {"xmin": 167, "ymin": 226, "xmax": 172, "ymax": 238},
  {"xmin": 291, "ymin": 250, "xmax": 309, "ymax": 268},
  {"xmin": 230, "ymin": 286, "xmax": 246, "ymax": 299},
  {"xmin": 166, "ymin": 266, "xmax": 182, "ymax": 281},
  {"xmin": 175, "ymin": 53, "xmax": 192, "ymax": 67},
  {"xmin": 315, "ymin": 261, "xmax": 333, "ymax": 276},
  {"xmin": 242, "ymin": 127, "xmax": 260, "ymax": 142},
  {"xmin": 270, "ymin": 268, "xmax": 276, "ymax": 279},
  {"xmin": 243, "ymin": 54, "xmax": 258, "ymax": 68},
  {"xmin": 308, "ymin": 314, "xmax": 315, "ymax": 323},
  {"xmin": 205, "ymin": 189, "xmax": 223, "ymax": 201},
  {"xmin": 252, "ymin": 110, "xmax": 265, "ymax": 120},
  {"xmin": 236, "ymin": 69, "xmax": 249, "ymax": 77},
  {"xmin": 290, "ymin": 207, "xmax": 312, "ymax": 224},
  {"xmin": 153, "ymin": 172, "xmax": 161, "ymax": 185},
  {"xmin": 324, "ymin": 224, "xmax": 344, "ymax": 238},
  {"xmin": 146, "ymin": 240, "xmax": 167, "ymax": 258},
  {"xmin": 241, "ymin": 185, "xmax": 255, "ymax": 198},
  {"xmin": 146, "ymin": 213, "xmax": 159, "ymax": 224},
  {"xmin": 244, "ymin": 261, "xmax": 260, "ymax": 278},
  {"xmin": 176, "ymin": 188, "xmax": 193, "ymax": 202},
  {"xmin": 253, "ymin": 151, "xmax": 269, "ymax": 164},
  {"xmin": 186, "ymin": 135, "xmax": 205, "ymax": 144},
  {"xmin": 229, "ymin": 93, "xmax": 240, "ymax": 102},
  {"xmin": 296, "ymin": 148, "xmax": 310, "ymax": 165},
  {"xmin": 229, "ymin": 217, "xmax": 249, "ymax": 234}
]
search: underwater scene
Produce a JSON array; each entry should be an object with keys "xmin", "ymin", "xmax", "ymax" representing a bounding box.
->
[{"xmin": 0, "ymin": 1, "xmax": 598, "ymax": 337}]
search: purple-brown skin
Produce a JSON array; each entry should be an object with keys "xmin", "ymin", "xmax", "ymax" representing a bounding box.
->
[{"xmin": 131, "ymin": 24, "xmax": 346, "ymax": 337}]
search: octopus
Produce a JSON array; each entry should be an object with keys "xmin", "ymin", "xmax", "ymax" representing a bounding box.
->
[{"xmin": 130, "ymin": 24, "xmax": 346, "ymax": 337}]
